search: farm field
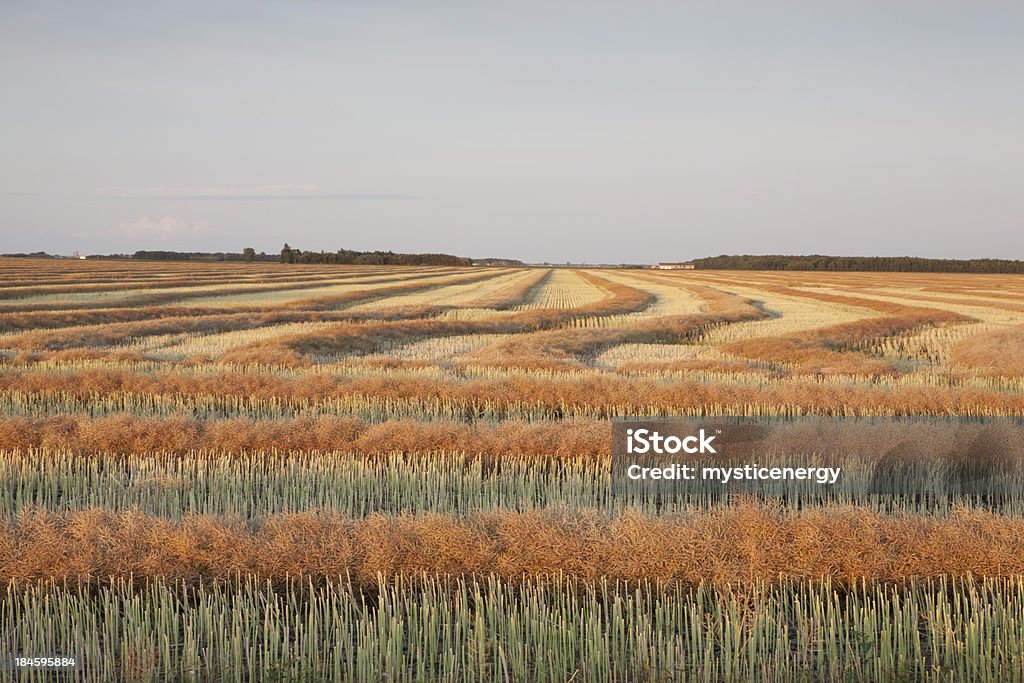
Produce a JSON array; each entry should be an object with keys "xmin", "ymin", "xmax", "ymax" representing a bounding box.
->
[{"xmin": 2, "ymin": 257, "xmax": 1024, "ymax": 681}]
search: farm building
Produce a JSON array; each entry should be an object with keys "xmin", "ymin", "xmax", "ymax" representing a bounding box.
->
[{"xmin": 653, "ymin": 262, "xmax": 695, "ymax": 270}]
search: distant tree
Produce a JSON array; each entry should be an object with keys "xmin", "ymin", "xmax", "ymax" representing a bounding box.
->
[
  {"xmin": 243, "ymin": 247, "xmax": 256, "ymax": 263},
  {"xmin": 280, "ymin": 243, "xmax": 296, "ymax": 264}
]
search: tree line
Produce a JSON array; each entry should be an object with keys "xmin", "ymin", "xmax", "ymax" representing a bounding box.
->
[
  {"xmin": 4, "ymin": 247, "xmax": 472, "ymax": 266},
  {"xmin": 276, "ymin": 244, "xmax": 470, "ymax": 266},
  {"xmin": 132, "ymin": 246, "xmax": 471, "ymax": 266},
  {"xmin": 689, "ymin": 255, "xmax": 1024, "ymax": 274}
]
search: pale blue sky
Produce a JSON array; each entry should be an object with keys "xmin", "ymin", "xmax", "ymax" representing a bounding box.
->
[{"xmin": 1, "ymin": 1, "xmax": 1022, "ymax": 262}]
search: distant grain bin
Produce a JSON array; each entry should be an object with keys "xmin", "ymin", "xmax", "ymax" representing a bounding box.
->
[{"xmin": 653, "ymin": 262, "xmax": 695, "ymax": 270}]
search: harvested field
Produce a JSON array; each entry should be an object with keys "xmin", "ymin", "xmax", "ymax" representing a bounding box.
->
[{"xmin": 2, "ymin": 258, "xmax": 1024, "ymax": 681}]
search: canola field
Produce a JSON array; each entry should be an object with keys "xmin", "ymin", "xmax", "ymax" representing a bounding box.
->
[{"xmin": 1, "ymin": 258, "xmax": 1024, "ymax": 681}]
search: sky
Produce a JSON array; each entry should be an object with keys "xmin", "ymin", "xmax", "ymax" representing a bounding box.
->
[{"xmin": 1, "ymin": 1, "xmax": 1022, "ymax": 263}]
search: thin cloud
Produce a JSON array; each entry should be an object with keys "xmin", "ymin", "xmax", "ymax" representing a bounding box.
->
[
  {"xmin": 95, "ymin": 185, "xmax": 415, "ymax": 200},
  {"xmin": 109, "ymin": 216, "xmax": 210, "ymax": 241}
]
